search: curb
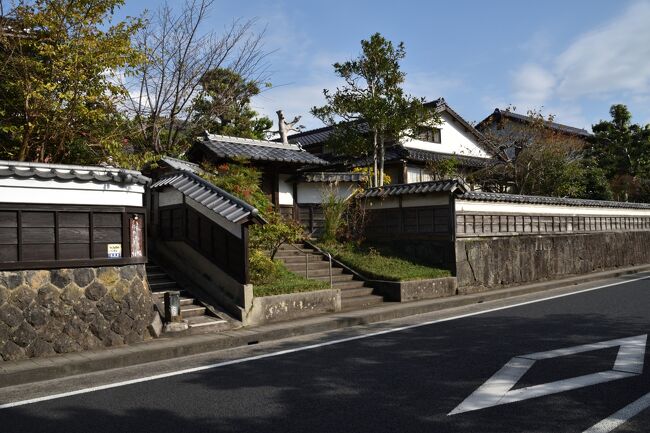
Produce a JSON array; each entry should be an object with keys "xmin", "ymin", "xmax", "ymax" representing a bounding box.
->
[{"xmin": 2, "ymin": 264, "xmax": 650, "ymax": 388}]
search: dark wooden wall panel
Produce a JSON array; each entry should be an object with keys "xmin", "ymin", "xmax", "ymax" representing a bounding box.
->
[
  {"xmin": 0, "ymin": 211, "xmax": 17, "ymax": 227},
  {"xmin": 0, "ymin": 205, "xmax": 146, "ymax": 269},
  {"xmin": 0, "ymin": 228, "xmax": 17, "ymax": 244},
  {"xmin": 456, "ymin": 212, "xmax": 650, "ymax": 237},
  {"xmin": 158, "ymin": 204, "xmax": 247, "ymax": 283}
]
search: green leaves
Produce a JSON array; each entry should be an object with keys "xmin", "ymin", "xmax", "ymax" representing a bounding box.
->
[
  {"xmin": 0, "ymin": 0, "xmax": 142, "ymax": 163},
  {"xmin": 311, "ymin": 32, "xmax": 432, "ymax": 187}
]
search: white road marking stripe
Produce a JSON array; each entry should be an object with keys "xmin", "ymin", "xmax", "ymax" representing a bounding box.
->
[
  {"xmin": 583, "ymin": 391, "xmax": 650, "ymax": 433},
  {"xmin": 449, "ymin": 334, "xmax": 647, "ymax": 415},
  {"xmin": 1, "ymin": 274, "xmax": 648, "ymax": 410}
]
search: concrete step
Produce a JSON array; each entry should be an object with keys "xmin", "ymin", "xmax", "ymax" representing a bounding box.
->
[
  {"xmin": 277, "ymin": 243, "xmax": 310, "ymax": 250},
  {"xmin": 311, "ymin": 274, "xmax": 355, "ymax": 282},
  {"xmin": 181, "ymin": 305, "xmax": 206, "ymax": 318},
  {"xmin": 341, "ymin": 294, "xmax": 384, "ymax": 310},
  {"xmin": 341, "ymin": 287, "xmax": 375, "ymax": 298},
  {"xmin": 292, "ymin": 268, "xmax": 344, "ymax": 278},
  {"xmin": 152, "ymin": 289, "xmax": 189, "ymax": 298},
  {"xmin": 147, "ymin": 272, "xmax": 172, "ymax": 281},
  {"xmin": 284, "ymin": 261, "xmax": 332, "ymax": 272},
  {"xmin": 148, "ymin": 281, "xmax": 179, "ymax": 291},
  {"xmin": 278, "ymin": 255, "xmax": 328, "ymax": 264},
  {"xmin": 332, "ymin": 280, "xmax": 367, "ymax": 290},
  {"xmin": 273, "ymin": 250, "xmax": 319, "ymax": 258},
  {"xmin": 186, "ymin": 315, "xmax": 227, "ymax": 328}
]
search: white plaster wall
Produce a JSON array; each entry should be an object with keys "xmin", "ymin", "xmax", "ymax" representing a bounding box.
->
[
  {"xmin": 278, "ymin": 174, "xmax": 294, "ymax": 205},
  {"xmin": 0, "ymin": 178, "xmax": 144, "ymax": 206},
  {"xmin": 361, "ymin": 193, "xmax": 448, "ymax": 209},
  {"xmin": 297, "ymin": 182, "xmax": 358, "ymax": 204},
  {"xmin": 402, "ymin": 112, "xmax": 490, "ymax": 158},
  {"xmin": 456, "ymin": 200, "xmax": 650, "ymax": 217}
]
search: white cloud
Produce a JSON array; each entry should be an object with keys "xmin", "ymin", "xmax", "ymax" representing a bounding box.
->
[
  {"xmin": 555, "ymin": 2, "xmax": 650, "ymax": 98},
  {"xmin": 512, "ymin": 63, "xmax": 556, "ymax": 106}
]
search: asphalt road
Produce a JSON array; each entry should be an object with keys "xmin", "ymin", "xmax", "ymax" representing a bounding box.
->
[{"xmin": 3, "ymin": 276, "xmax": 650, "ymax": 433}]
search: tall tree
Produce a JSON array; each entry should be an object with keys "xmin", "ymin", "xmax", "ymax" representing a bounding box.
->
[
  {"xmin": 121, "ymin": 0, "xmax": 268, "ymax": 153},
  {"xmin": 588, "ymin": 104, "xmax": 650, "ymax": 201},
  {"xmin": 311, "ymin": 33, "xmax": 429, "ymax": 187},
  {"xmin": 190, "ymin": 67, "xmax": 272, "ymax": 139},
  {"xmin": 0, "ymin": 0, "xmax": 142, "ymax": 163}
]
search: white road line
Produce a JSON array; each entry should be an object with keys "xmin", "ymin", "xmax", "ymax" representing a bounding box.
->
[
  {"xmin": 448, "ymin": 334, "xmax": 647, "ymax": 415},
  {"xmin": 1, "ymin": 274, "xmax": 648, "ymax": 410},
  {"xmin": 583, "ymin": 391, "xmax": 650, "ymax": 433}
]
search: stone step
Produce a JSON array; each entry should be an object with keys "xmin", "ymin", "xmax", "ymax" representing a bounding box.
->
[
  {"xmin": 145, "ymin": 265, "xmax": 162, "ymax": 273},
  {"xmin": 147, "ymin": 274, "xmax": 175, "ymax": 283},
  {"xmin": 341, "ymin": 295, "xmax": 384, "ymax": 311},
  {"xmin": 331, "ymin": 280, "xmax": 367, "ymax": 290},
  {"xmin": 180, "ymin": 305, "xmax": 206, "ymax": 318},
  {"xmin": 291, "ymin": 268, "xmax": 344, "ymax": 278},
  {"xmin": 341, "ymin": 287, "xmax": 375, "ymax": 298}
]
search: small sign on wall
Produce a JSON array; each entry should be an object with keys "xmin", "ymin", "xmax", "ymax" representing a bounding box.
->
[{"xmin": 107, "ymin": 243, "xmax": 122, "ymax": 258}]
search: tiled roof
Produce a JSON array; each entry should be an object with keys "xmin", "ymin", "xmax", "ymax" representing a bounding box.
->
[
  {"xmin": 357, "ymin": 179, "xmax": 469, "ymax": 198},
  {"xmin": 283, "ymin": 98, "xmax": 502, "ymax": 158},
  {"xmin": 295, "ymin": 172, "xmax": 368, "ymax": 183},
  {"xmin": 159, "ymin": 156, "xmax": 202, "ymax": 174},
  {"xmin": 477, "ymin": 109, "xmax": 592, "ymax": 138},
  {"xmin": 196, "ymin": 133, "xmax": 328, "ymax": 165},
  {"xmin": 0, "ymin": 160, "xmax": 150, "ymax": 185},
  {"xmin": 460, "ymin": 191, "xmax": 650, "ymax": 209},
  {"xmin": 349, "ymin": 145, "xmax": 496, "ymax": 169},
  {"xmin": 150, "ymin": 171, "xmax": 265, "ymax": 224}
]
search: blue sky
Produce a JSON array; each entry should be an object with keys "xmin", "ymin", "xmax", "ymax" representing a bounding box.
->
[{"xmin": 117, "ymin": 0, "xmax": 650, "ymax": 131}]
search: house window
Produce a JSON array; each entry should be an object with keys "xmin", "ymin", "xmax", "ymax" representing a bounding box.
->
[{"xmin": 416, "ymin": 127, "xmax": 441, "ymax": 144}]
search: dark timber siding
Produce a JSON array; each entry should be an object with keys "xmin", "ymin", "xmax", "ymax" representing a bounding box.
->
[
  {"xmin": 455, "ymin": 213, "xmax": 650, "ymax": 237},
  {"xmin": 0, "ymin": 204, "xmax": 146, "ymax": 270},
  {"xmin": 158, "ymin": 204, "xmax": 247, "ymax": 283}
]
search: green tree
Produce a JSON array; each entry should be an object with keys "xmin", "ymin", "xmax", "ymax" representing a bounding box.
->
[
  {"xmin": 588, "ymin": 104, "xmax": 650, "ymax": 201},
  {"xmin": 191, "ymin": 68, "xmax": 272, "ymax": 139},
  {"xmin": 472, "ymin": 109, "xmax": 612, "ymax": 199},
  {"xmin": 0, "ymin": 0, "xmax": 142, "ymax": 163},
  {"xmin": 311, "ymin": 33, "xmax": 430, "ymax": 187}
]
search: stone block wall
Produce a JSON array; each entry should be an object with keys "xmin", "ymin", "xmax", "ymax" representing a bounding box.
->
[
  {"xmin": 0, "ymin": 264, "xmax": 155, "ymax": 361},
  {"xmin": 455, "ymin": 232, "xmax": 650, "ymax": 292}
]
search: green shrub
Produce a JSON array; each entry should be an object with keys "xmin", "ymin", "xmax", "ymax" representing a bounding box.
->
[{"xmin": 249, "ymin": 249, "xmax": 279, "ymax": 285}]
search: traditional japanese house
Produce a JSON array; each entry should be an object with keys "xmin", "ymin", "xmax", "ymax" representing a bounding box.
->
[{"xmin": 283, "ymin": 98, "xmax": 503, "ymax": 184}]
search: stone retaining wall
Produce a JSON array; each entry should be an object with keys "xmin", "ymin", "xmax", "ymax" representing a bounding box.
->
[
  {"xmin": 245, "ymin": 289, "xmax": 340, "ymax": 326},
  {"xmin": 455, "ymin": 232, "xmax": 650, "ymax": 293},
  {"xmin": 370, "ymin": 277, "xmax": 457, "ymax": 302},
  {"xmin": 0, "ymin": 264, "xmax": 155, "ymax": 361}
]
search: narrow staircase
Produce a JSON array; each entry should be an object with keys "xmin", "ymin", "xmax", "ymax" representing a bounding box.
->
[
  {"xmin": 274, "ymin": 244, "xmax": 384, "ymax": 311},
  {"xmin": 146, "ymin": 261, "xmax": 230, "ymax": 334}
]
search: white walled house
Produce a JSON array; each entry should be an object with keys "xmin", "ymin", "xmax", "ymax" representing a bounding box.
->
[{"xmin": 284, "ymin": 98, "xmax": 503, "ymax": 185}]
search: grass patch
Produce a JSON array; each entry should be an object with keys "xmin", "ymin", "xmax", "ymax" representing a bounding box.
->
[
  {"xmin": 317, "ymin": 242, "xmax": 451, "ymax": 282},
  {"xmin": 253, "ymin": 261, "xmax": 328, "ymax": 297}
]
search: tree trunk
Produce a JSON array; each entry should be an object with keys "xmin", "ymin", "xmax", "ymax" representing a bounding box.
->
[
  {"xmin": 378, "ymin": 135, "xmax": 385, "ymax": 187},
  {"xmin": 372, "ymin": 129, "xmax": 379, "ymax": 187}
]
